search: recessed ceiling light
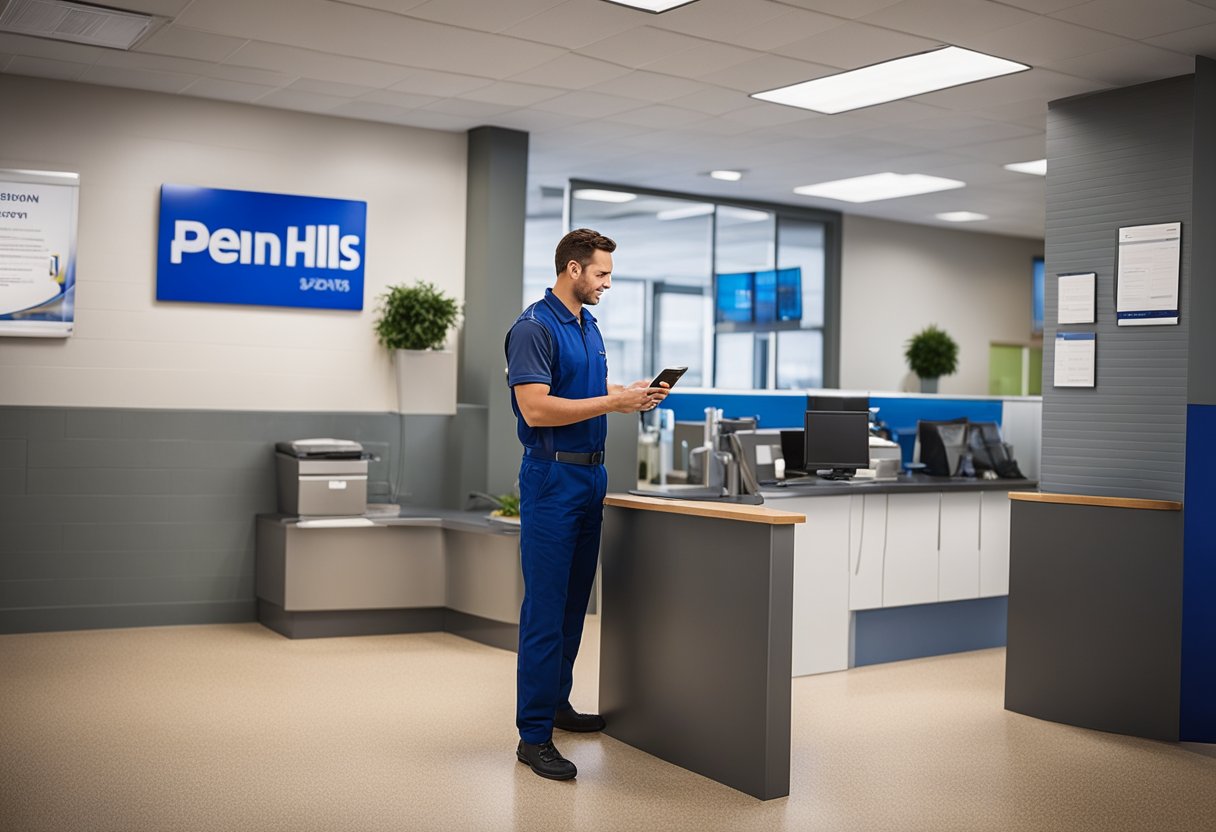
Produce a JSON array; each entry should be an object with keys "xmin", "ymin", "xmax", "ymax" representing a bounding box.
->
[
  {"xmin": 601, "ymin": 0, "xmax": 701, "ymax": 12},
  {"xmin": 656, "ymin": 204, "xmax": 714, "ymax": 221},
  {"xmin": 1004, "ymin": 159, "xmax": 1047, "ymax": 176},
  {"xmin": 573, "ymin": 189, "xmax": 637, "ymax": 203},
  {"xmin": 0, "ymin": 0, "xmax": 160, "ymax": 50},
  {"xmin": 709, "ymin": 170, "xmax": 743, "ymax": 182},
  {"xmin": 718, "ymin": 206, "xmax": 770, "ymax": 223},
  {"xmin": 752, "ymin": 46, "xmax": 1029, "ymax": 114},
  {"xmin": 794, "ymin": 173, "xmax": 965, "ymax": 203},
  {"xmin": 936, "ymin": 211, "xmax": 989, "ymax": 223}
]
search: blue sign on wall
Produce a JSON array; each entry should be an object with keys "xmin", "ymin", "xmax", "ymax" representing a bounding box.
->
[{"xmin": 156, "ymin": 184, "xmax": 367, "ymax": 310}]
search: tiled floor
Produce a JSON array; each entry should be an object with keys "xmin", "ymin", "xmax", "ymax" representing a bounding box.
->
[{"xmin": 1, "ymin": 618, "xmax": 1212, "ymax": 832}]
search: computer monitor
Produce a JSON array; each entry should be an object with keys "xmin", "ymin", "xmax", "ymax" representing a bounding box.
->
[
  {"xmin": 804, "ymin": 410, "xmax": 870, "ymax": 480},
  {"xmin": 779, "ymin": 429, "xmax": 805, "ymax": 475}
]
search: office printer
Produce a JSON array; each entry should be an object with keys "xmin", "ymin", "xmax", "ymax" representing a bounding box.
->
[{"xmin": 275, "ymin": 438, "xmax": 372, "ymax": 517}]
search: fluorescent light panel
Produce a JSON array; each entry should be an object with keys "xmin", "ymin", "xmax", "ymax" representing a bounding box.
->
[
  {"xmin": 600, "ymin": 0, "xmax": 700, "ymax": 13},
  {"xmin": 794, "ymin": 173, "xmax": 965, "ymax": 204},
  {"xmin": 0, "ymin": 0, "xmax": 155, "ymax": 50},
  {"xmin": 936, "ymin": 211, "xmax": 989, "ymax": 222},
  {"xmin": 710, "ymin": 170, "xmax": 743, "ymax": 182},
  {"xmin": 573, "ymin": 189, "xmax": 636, "ymax": 203},
  {"xmin": 656, "ymin": 204, "xmax": 714, "ymax": 221},
  {"xmin": 752, "ymin": 46, "xmax": 1029, "ymax": 114},
  {"xmin": 1004, "ymin": 159, "xmax": 1047, "ymax": 176}
]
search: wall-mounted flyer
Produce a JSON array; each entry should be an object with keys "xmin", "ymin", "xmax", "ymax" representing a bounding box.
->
[
  {"xmin": 0, "ymin": 169, "xmax": 79, "ymax": 338},
  {"xmin": 1054, "ymin": 332, "xmax": 1096, "ymax": 388},
  {"xmin": 1057, "ymin": 272, "xmax": 1096, "ymax": 324},
  {"xmin": 1116, "ymin": 222, "xmax": 1181, "ymax": 326}
]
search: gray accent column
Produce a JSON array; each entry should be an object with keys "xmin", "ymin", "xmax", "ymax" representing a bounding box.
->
[
  {"xmin": 1004, "ymin": 500, "xmax": 1183, "ymax": 741},
  {"xmin": 1189, "ymin": 57, "xmax": 1216, "ymax": 406},
  {"xmin": 461, "ymin": 126, "xmax": 528, "ymax": 497},
  {"xmin": 1039, "ymin": 74, "xmax": 1193, "ymax": 502},
  {"xmin": 599, "ymin": 507, "xmax": 793, "ymax": 800}
]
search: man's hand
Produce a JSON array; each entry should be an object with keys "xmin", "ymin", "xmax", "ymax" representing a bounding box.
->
[{"xmin": 612, "ymin": 380, "xmax": 671, "ymax": 413}]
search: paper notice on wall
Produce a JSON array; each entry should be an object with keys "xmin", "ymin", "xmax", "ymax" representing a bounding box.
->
[
  {"xmin": 1054, "ymin": 332, "xmax": 1096, "ymax": 388},
  {"xmin": 1057, "ymin": 272, "xmax": 1096, "ymax": 324},
  {"xmin": 1116, "ymin": 222, "xmax": 1180, "ymax": 326},
  {"xmin": 0, "ymin": 170, "xmax": 79, "ymax": 338}
]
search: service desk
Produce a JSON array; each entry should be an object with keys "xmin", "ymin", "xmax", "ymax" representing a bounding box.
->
[{"xmin": 598, "ymin": 494, "xmax": 805, "ymax": 801}]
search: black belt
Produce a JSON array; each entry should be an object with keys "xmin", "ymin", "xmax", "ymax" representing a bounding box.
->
[{"xmin": 525, "ymin": 448, "xmax": 604, "ymax": 466}]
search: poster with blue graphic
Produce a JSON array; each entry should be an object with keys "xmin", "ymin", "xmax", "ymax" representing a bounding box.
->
[
  {"xmin": 0, "ymin": 170, "xmax": 79, "ymax": 338},
  {"xmin": 156, "ymin": 184, "xmax": 367, "ymax": 310}
]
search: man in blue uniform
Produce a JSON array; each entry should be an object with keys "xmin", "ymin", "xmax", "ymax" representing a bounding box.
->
[{"xmin": 506, "ymin": 228, "xmax": 669, "ymax": 781}]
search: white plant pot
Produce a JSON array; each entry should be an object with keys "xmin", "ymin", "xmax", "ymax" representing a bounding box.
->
[{"xmin": 393, "ymin": 349, "xmax": 457, "ymax": 415}]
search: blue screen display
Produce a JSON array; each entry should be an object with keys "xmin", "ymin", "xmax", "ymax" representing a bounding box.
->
[
  {"xmin": 1032, "ymin": 256, "xmax": 1045, "ymax": 334},
  {"xmin": 776, "ymin": 267, "xmax": 802, "ymax": 321},
  {"xmin": 156, "ymin": 184, "xmax": 367, "ymax": 310},
  {"xmin": 716, "ymin": 271, "xmax": 753, "ymax": 323},
  {"xmin": 754, "ymin": 269, "xmax": 776, "ymax": 323}
]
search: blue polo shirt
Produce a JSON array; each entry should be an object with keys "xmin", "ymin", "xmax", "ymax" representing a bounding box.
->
[{"xmin": 505, "ymin": 288, "xmax": 608, "ymax": 454}]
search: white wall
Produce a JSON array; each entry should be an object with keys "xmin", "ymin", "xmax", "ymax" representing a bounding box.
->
[
  {"xmin": 0, "ymin": 75, "xmax": 466, "ymax": 412},
  {"xmin": 840, "ymin": 215, "xmax": 1042, "ymax": 395}
]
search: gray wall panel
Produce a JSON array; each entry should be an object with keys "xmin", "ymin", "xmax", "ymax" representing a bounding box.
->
[
  {"xmin": 1041, "ymin": 75, "xmax": 1193, "ymax": 501},
  {"xmin": 1190, "ymin": 57, "xmax": 1216, "ymax": 405},
  {"xmin": 0, "ymin": 405, "xmax": 460, "ymax": 633}
]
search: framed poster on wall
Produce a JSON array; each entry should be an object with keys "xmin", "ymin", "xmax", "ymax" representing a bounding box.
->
[{"xmin": 0, "ymin": 169, "xmax": 79, "ymax": 338}]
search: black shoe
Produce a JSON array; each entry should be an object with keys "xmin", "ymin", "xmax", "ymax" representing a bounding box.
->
[
  {"xmin": 516, "ymin": 739, "xmax": 577, "ymax": 781},
  {"xmin": 554, "ymin": 708, "xmax": 606, "ymax": 733}
]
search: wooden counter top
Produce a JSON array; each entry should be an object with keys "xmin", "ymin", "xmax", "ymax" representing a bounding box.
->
[
  {"xmin": 1009, "ymin": 492, "xmax": 1182, "ymax": 511},
  {"xmin": 604, "ymin": 494, "xmax": 806, "ymax": 525}
]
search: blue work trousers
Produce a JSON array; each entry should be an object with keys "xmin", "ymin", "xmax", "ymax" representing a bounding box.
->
[{"xmin": 516, "ymin": 456, "xmax": 607, "ymax": 744}]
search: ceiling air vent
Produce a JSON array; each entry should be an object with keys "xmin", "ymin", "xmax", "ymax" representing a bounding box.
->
[{"xmin": 0, "ymin": 0, "xmax": 158, "ymax": 50}]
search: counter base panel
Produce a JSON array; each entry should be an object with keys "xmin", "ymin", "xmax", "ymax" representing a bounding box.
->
[
  {"xmin": 600, "ymin": 508, "xmax": 793, "ymax": 800},
  {"xmin": 257, "ymin": 600, "xmax": 445, "ymax": 640},
  {"xmin": 853, "ymin": 596, "xmax": 1007, "ymax": 667},
  {"xmin": 1004, "ymin": 501, "xmax": 1183, "ymax": 741}
]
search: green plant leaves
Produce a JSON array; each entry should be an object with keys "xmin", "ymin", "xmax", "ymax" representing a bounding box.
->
[
  {"xmin": 374, "ymin": 281, "xmax": 461, "ymax": 351},
  {"xmin": 904, "ymin": 324, "xmax": 959, "ymax": 378}
]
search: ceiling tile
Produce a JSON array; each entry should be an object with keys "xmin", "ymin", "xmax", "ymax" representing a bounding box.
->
[
  {"xmin": 420, "ymin": 98, "xmax": 517, "ymax": 118},
  {"xmin": 1145, "ymin": 22, "xmax": 1216, "ymax": 55},
  {"xmin": 194, "ymin": 62, "xmax": 296, "ymax": 88},
  {"xmin": 775, "ymin": 22, "xmax": 942, "ymax": 69},
  {"xmin": 508, "ymin": 53, "xmax": 633, "ymax": 89},
  {"xmin": 257, "ymin": 87, "xmax": 348, "ymax": 114},
  {"xmin": 1043, "ymin": 42, "xmax": 1197, "ymax": 86},
  {"xmin": 774, "ymin": 0, "xmax": 909, "ymax": 17},
  {"xmin": 357, "ymin": 89, "xmax": 441, "ymax": 109},
  {"xmin": 950, "ymin": 134, "xmax": 1046, "ymax": 163},
  {"xmin": 484, "ymin": 108, "xmax": 571, "ymax": 132},
  {"xmin": 1050, "ymin": 0, "xmax": 1216, "ymax": 40},
  {"xmin": 4, "ymin": 56, "xmax": 90, "ymax": 82},
  {"xmin": 332, "ymin": 0, "xmax": 431, "ymax": 12},
  {"xmin": 666, "ymin": 86, "xmax": 757, "ymax": 115},
  {"xmin": 458, "ymin": 81, "xmax": 566, "ymax": 107},
  {"xmin": 702, "ymin": 54, "xmax": 836, "ymax": 92},
  {"xmin": 971, "ymin": 97, "xmax": 1049, "ymax": 128},
  {"xmin": 98, "ymin": 0, "xmax": 190, "ymax": 14},
  {"xmin": 582, "ymin": 26, "xmax": 706, "ymax": 68},
  {"xmin": 649, "ymin": 0, "xmax": 792, "ymax": 40},
  {"xmin": 605, "ymin": 104, "xmax": 709, "ymax": 129},
  {"xmin": 502, "ymin": 0, "xmax": 645, "ymax": 48},
  {"xmin": 991, "ymin": 0, "xmax": 1087, "ymax": 9},
  {"xmin": 532, "ymin": 90, "xmax": 653, "ymax": 118},
  {"xmin": 287, "ymin": 78, "xmax": 376, "ymax": 98},
  {"xmin": 405, "ymin": 0, "xmax": 566, "ymax": 32},
  {"xmin": 224, "ymin": 41, "xmax": 409, "ymax": 87},
  {"xmin": 719, "ymin": 102, "xmax": 824, "ymax": 127},
  {"xmin": 136, "ymin": 25, "xmax": 246, "ymax": 63},
  {"xmin": 584, "ymin": 70, "xmax": 707, "ymax": 102},
  {"xmin": 0, "ymin": 31, "xmax": 108, "ymax": 64},
  {"xmin": 963, "ymin": 17, "xmax": 1130, "ymax": 66},
  {"xmin": 718, "ymin": 7, "xmax": 843, "ymax": 51},
  {"xmin": 388, "ymin": 69, "xmax": 494, "ymax": 97},
  {"xmin": 182, "ymin": 77, "xmax": 277, "ymax": 104},
  {"xmin": 859, "ymin": 0, "xmax": 1038, "ymax": 42},
  {"xmin": 81, "ymin": 65, "xmax": 199, "ymax": 94},
  {"xmin": 642, "ymin": 42, "xmax": 761, "ymax": 79}
]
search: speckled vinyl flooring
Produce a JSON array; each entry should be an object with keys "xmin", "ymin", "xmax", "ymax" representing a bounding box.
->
[{"xmin": 1, "ymin": 618, "xmax": 1213, "ymax": 832}]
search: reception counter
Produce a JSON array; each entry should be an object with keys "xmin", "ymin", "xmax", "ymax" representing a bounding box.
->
[{"xmin": 598, "ymin": 494, "xmax": 805, "ymax": 800}]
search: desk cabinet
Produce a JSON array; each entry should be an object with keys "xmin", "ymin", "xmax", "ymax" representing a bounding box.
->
[
  {"xmin": 849, "ymin": 494, "xmax": 887, "ymax": 611},
  {"xmin": 882, "ymin": 493, "xmax": 941, "ymax": 608},
  {"xmin": 980, "ymin": 491, "xmax": 1012, "ymax": 596},
  {"xmin": 939, "ymin": 492, "xmax": 982, "ymax": 601}
]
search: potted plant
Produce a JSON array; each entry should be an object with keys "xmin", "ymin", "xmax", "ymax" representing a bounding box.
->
[
  {"xmin": 374, "ymin": 281, "xmax": 461, "ymax": 414},
  {"xmin": 904, "ymin": 324, "xmax": 959, "ymax": 394}
]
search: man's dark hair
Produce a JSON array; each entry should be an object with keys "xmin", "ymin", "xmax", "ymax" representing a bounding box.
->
[{"xmin": 554, "ymin": 228, "xmax": 616, "ymax": 275}]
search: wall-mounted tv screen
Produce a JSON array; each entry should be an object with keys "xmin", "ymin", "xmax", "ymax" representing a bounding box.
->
[
  {"xmin": 716, "ymin": 271, "xmax": 753, "ymax": 323},
  {"xmin": 716, "ymin": 267, "xmax": 802, "ymax": 324},
  {"xmin": 1032, "ymin": 256, "xmax": 1045, "ymax": 335}
]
